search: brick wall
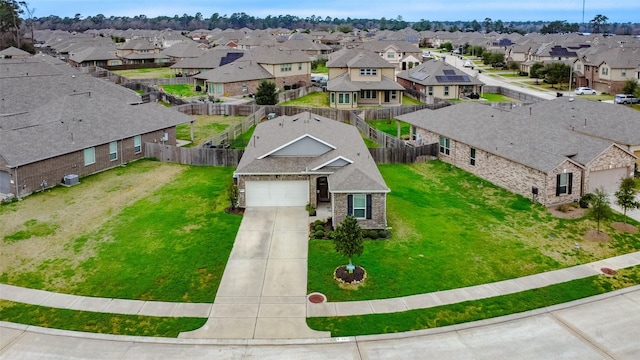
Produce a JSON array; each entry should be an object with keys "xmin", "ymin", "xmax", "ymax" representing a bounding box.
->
[
  {"xmin": 333, "ymin": 192, "xmax": 387, "ymax": 230},
  {"xmin": 11, "ymin": 128, "xmax": 173, "ymax": 198},
  {"xmin": 414, "ymin": 128, "xmax": 583, "ymax": 206}
]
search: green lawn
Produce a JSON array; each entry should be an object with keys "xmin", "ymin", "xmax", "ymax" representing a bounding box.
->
[
  {"xmin": 307, "ymin": 161, "xmax": 640, "ymax": 302},
  {"xmin": 176, "ymin": 115, "xmax": 246, "ymax": 147},
  {"xmin": 481, "ymin": 93, "xmax": 516, "ymax": 102},
  {"xmin": 0, "ymin": 300, "xmax": 206, "ymax": 337},
  {"xmin": 308, "ymin": 265, "xmax": 640, "ymax": 336},
  {"xmin": 402, "ymin": 95, "xmax": 423, "ymax": 105},
  {"xmin": 113, "ymin": 67, "xmax": 175, "ymax": 79},
  {"xmin": 1, "ymin": 164, "xmax": 241, "ymax": 303},
  {"xmin": 281, "ymin": 92, "xmax": 330, "ymax": 107},
  {"xmin": 160, "ymin": 84, "xmax": 202, "ymax": 98},
  {"xmin": 366, "ymin": 119, "xmax": 410, "ymax": 138},
  {"xmin": 229, "ymin": 125, "xmax": 256, "ymax": 149}
]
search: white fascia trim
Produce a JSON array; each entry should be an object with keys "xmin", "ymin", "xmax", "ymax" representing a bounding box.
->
[
  {"xmin": 257, "ymin": 134, "xmax": 337, "ymax": 160},
  {"xmin": 330, "ymin": 189, "xmax": 391, "ymax": 194},
  {"xmin": 311, "ymin": 156, "xmax": 353, "ymax": 171}
]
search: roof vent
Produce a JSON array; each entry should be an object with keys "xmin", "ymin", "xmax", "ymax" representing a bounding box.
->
[{"xmin": 314, "ymin": 117, "xmax": 321, "ymax": 122}]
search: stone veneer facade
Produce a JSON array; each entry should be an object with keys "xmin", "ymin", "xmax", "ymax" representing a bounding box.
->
[
  {"xmin": 413, "ymin": 127, "xmax": 613, "ymax": 206},
  {"xmin": 584, "ymin": 145, "xmax": 636, "ymax": 191},
  {"xmin": 237, "ymin": 174, "xmax": 388, "ymax": 230}
]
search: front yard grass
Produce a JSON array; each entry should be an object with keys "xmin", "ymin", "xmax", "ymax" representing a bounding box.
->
[
  {"xmin": 308, "ymin": 265, "xmax": 640, "ymax": 336},
  {"xmin": 0, "ymin": 161, "xmax": 241, "ymax": 303},
  {"xmin": 307, "ymin": 161, "xmax": 640, "ymax": 302},
  {"xmin": 366, "ymin": 118, "xmax": 410, "ymax": 138},
  {"xmin": 481, "ymin": 93, "xmax": 515, "ymax": 102},
  {"xmin": 0, "ymin": 300, "xmax": 206, "ymax": 337},
  {"xmin": 176, "ymin": 115, "xmax": 246, "ymax": 147}
]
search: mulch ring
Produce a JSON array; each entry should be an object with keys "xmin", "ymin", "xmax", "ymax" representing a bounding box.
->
[
  {"xmin": 335, "ymin": 265, "xmax": 367, "ymax": 289},
  {"xmin": 225, "ymin": 207, "xmax": 245, "ymax": 215},
  {"xmin": 611, "ymin": 222, "xmax": 638, "ymax": 234},
  {"xmin": 548, "ymin": 205, "xmax": 586, "ymax": 219},
  {"xmin": 584, "ymin": 229, "xmax": 610, "ymax": 242}
]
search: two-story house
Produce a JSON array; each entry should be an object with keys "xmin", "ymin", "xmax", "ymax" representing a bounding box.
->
[
  {"xmin": 575, "ymin": 47, "xmax": 640, "ymax": 94},
  {"xmin": 360, "ymin": 40, "xmax": 422, "ymax": 71},
  {"xmin": 326, "ymin": 48, "xmax": 405, "ymax": 109}
]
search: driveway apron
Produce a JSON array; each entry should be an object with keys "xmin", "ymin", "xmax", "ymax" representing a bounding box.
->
[{"xmin": 180, "ymin": 207, "xmax": 330, "ymax": 339}]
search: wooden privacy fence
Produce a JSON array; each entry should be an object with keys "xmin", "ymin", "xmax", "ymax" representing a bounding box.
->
[
  {"xmin": 368, "ymin": 143, "xmax": 438, "ymax": 164},
  {"xmin": 145, "ymin": 143, "xmax": 244, "ymax": 166},
  {"xmin": 349, "ymin": 112, "xmax": 406, "ymax": 148},
  {"xmin": 202, "ymin": 107, "xmax": 265, "ymax": 147}
]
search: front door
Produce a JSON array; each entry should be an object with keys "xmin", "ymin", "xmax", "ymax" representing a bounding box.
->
[
  {"xmin": 384, "ymin": 91, "xmax": 390, "ymax": 103},
  {"xmin": 316, "ymin": 177, "xmax": 330, "ymax": 202}
]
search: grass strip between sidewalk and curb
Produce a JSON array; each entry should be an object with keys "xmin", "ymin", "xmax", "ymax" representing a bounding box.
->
[
  {"xmin": 0, "ymin": 300, "xmax": 206, "ymax": 337},
  {"xmin": 307, "ymin": 265, "xmax": 640, "ymax": 337}
]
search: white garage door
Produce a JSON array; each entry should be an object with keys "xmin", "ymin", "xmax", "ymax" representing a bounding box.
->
[
  {"xmin": 245, "ymin": 181, "xmax": 309, "ymax": 207},
  {"xmin": 588, "ymin": 168, "xmax": 628, "ymax": 194}
]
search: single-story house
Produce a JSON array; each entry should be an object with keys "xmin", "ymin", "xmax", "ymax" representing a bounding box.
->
[
  {"xmin": 234, "ymin": 112, "xmax": 389, "ymax": 229},
  {"xmin": 0, "ymin": 54, "xmax": 194, "ymax": 199},
  {"xmin": 397, "ymin": 98, "xmax": 637, "ymax": 206}
]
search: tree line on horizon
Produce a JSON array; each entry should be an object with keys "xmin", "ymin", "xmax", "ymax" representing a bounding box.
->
[{"xmin": 1, "ymin": 0, "xmax": 639, "ymax": 51}]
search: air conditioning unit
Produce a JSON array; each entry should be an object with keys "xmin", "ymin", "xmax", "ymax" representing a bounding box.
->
[{"xmin": 63, "ymin": 174, "xmax": 79, "ymax": 186}]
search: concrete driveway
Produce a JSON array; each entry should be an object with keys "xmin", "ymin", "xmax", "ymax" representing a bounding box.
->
[
  {"xmin": 610, "ymin": 193, "xmax": 640, "ymax": 222},
  {"xmin": 180, "ymin": 207, "xmax": 329, "ymax": 339}
]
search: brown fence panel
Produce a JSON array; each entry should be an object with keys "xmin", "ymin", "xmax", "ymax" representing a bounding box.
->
[
  {"xmin": 145, "ymin": 143, "xmax": 244, "ymax": 166},
  {"xmin": 368, "ymin": 143, "xmax": 437, "ymax": 164}
]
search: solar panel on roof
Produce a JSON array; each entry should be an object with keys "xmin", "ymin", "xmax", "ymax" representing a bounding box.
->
[
  {"xmin": 443, "ymin": 69, "xmax": 456, "ymax": 76},
  {"xmin": 435, "ymin": 76, "xmax": 448, "ymax": 82},
  {"xmin": 410, "ymin": 72, "xmax": 429, "ymax": 81},
  {"xmin": 220, "ymin": 52, "xmax": 244, "ymax": 66}
]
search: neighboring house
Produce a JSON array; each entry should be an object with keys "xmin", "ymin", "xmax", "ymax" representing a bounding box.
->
[
  {"xmin": 170, "ymin": 47, "xmax": 246, "ymax": 76},
  {"xmin": 68, "ymin": 45, "xmax": 122, "ymax": 67},
  {"xmin": 0, "ymin": 46, "xmax": 31, "ymax": 59},
  {"xmin": 0, "ymin": 54, "xmax": 194, "ymax": 199},
  {"xmin": 116, "ymin": 38, "xmax": 169, "ymax": 64},
  {"xmin": 234, "ymin": 112, "xmax": 389, "ymax": 229},
  {"xmin": 326, "ymin": 48, "xmax": 405, "ymax": 109},
  {"xmin": 397, "ymin": 99, "xmax": 637, "ymax": 206},
  {"xmin": 574, "ymin": 47, "xmax": 640, "ymax": 94},
  {"xmin": 396, "ymin": 60, "xmax": 484, "ymax": 100},
  {"xmin": 160, "ymin": 41, "xmax": 207, "ymax": 63},
  {"xmin": 360, "ymin": 40, "xmax": 422, "ymax": 70},
  {"xmin": 194, "ymin": 47, "xmax": 311, "ymax": 97}
]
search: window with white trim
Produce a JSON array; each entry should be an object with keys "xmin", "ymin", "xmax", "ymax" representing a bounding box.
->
[
  {"xmin": 352, "ymin": 194, "xmax": 366, "ymax": 218},
  {"xmin": 444, "ymin": 86, "xmax": 449, "ymax": 96},
  {"xmin": 280, "ymin": 63, "xmax": 292, "ymax": 72},
  {"xmin": 428, "ymin": 86, "xmax": 433, "ymax": 96},
  {"xmin": 360, "ymin": 68, "xmax": 377, "ymax": 76},
  {"xmin": 556, "ymin": 172, "xmax": 573, "ymax": 196},
  {"xmin": 338, "ymin": 93, "xmax": 350, "ymax": 104},
  {"xmin": 439, "ymin": 136, "xmax": 450, "ymax": 155},
  {"xmin": 330, "ymin": 92, "xmax": 335, "ymax": 104},
  {"xmin": 601, "ymin": 67, "xmax": 608, "ymax": 75},
  {"xmin": 109, "ymin": 141, "xmax": 118, "ymax": 161},
  {"xmin": 621, "ymin": 69, "xmax": 626, "ymax": 77},
  {"xmin": 298, "ymin": 63, "xmax": 302, "ymax": 70},
  {"xmin": 391, "ymin": 90, "xmax": 397, "ymax": 100},
  {"xmin": 386, "ymin": 52, "xmax": 395, "ymax": 59},
  {"xmin": 134, "ymin": 135, "xmax": 142, "ymax": 154},
  {"xmin": 84, "ymin": 147, "xmax": 95, "ymax": 166}
]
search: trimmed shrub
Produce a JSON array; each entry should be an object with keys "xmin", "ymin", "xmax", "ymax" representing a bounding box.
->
[
  {"xmin": 366, "ymin": 230, "xmax": 379, "ymax": 239},
  {"xmin": 315, "ymin": 225, "xmax": 324, "ymax": 232},
  {"xmin": 579, "ymin": 193, "xmax": 594, "ymax": 208},
  {"xmin": 313, "ymin": 219, "xmax": 324, "ymax": 227},
  {"xmin": 314, "ymin": 230, "xmax": 325, "ymax": 238},
  {"xmin": 378, "ymin": 229, "xmax": 390, "ymax": 239}
]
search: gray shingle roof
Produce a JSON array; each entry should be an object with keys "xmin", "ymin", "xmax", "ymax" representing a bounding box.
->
[
  {"xmin": 327, "ymin": 48, "xmax": 395, "ymax": 69},
  {"xmin": 327, "ymin": 72, "xmax": 405, "ymax": 92},
  {"xmin": 397, "ymin": 99, "xmax": 637, "ymax": 173},
  {"xmin": 0, "ymin": 55, "xmax": 194, "ymax": 167},
  {"xmin": 236, "ymin": 112, "xmax": 388, "ymax": 193},
  {"xmin": 194, "ymin": 59, "xmax": 273, "ymax": 82},
  {"xmin": 396, "ymin": 60, "xmax": 484, "ymax": 86}
]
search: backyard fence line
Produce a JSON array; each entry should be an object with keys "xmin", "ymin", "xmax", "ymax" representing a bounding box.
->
[
  {"xmin": 368, "ymin": 144, "xmax": 438, "ymax": 164},
  {"xmin": 145, "ymin": 143, "xmax": 244, "ymax": 166}
]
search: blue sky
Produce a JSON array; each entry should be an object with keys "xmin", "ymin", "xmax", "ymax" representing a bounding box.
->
[{"xmin": 26, "ymin": 0, "xmax": 639, "ymax": 23}]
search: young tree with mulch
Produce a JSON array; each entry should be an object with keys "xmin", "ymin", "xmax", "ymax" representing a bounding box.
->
[
  {"xmin": 615, "ymin": 177, "xmax": 639, "ymax": 224},
  {"xmin": 589, "ymin": 188, "xmax": 611, "ymax": 233},
  {"xmin": 332, "ymin": 215, "xmax": 364, "ymax": 274}
]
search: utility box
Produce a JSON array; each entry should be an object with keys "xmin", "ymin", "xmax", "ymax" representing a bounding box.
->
[{"xmin": 63, "ymin": 174, "xmax": 79, "ymax": 186}]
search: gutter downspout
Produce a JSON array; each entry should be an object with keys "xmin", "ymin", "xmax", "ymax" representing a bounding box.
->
[{"xmin": 14, "ymin": 166, "xmax": 20, "ymax": 200}]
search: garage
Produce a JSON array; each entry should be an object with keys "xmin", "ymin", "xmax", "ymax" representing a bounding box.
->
[
  {"xmin": 588, "ymin": 168, "xmax": 629, "ymax": 194},
  {"xmin": 245, "ymin": 180, "xmax": 309, "ymax": 207}
]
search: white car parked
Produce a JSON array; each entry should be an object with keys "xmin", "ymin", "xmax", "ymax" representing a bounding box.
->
[{"xmin": 574, "ymin": 87, "xmax": 597, "ymax": 95}]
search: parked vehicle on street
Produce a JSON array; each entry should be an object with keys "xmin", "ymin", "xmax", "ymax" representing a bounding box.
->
[
  {"xmin": 574, "ymin": 87, "xmax": 597, "ymax": 95},
  {"xmin": 614, "ymin": 94, "xmax": 639, "ymax": 104}
]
